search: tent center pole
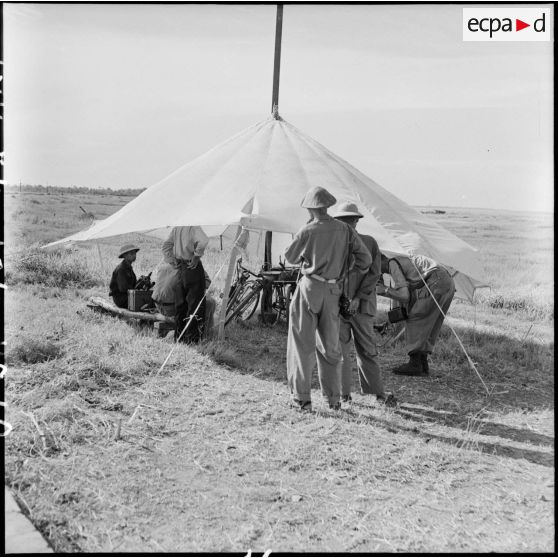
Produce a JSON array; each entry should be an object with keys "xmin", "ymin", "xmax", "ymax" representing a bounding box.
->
[{"xmin": 271, "ymin": 4, "xmax": 283, "ymax": 116}]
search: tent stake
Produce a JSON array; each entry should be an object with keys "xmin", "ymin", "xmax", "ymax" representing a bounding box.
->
[
  {"xmin": 217, "ymin": 226, "xmax": 242, "ymax": 340},
  {"xmin": 95, "ymin": 242, "xmax": 107, "ymax": 278}
]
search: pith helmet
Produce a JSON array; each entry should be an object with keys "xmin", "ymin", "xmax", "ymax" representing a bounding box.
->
[
  {"xmin": 300, "ymin": 186, "xmax": 337, "ymax": 209},
  {"xmin": 118, "ymin": 243, "xmax": 140, "ymax": 258},
  {"xmin": 332, "ymin": 201, "xmax": 364, "ymax": 219}
]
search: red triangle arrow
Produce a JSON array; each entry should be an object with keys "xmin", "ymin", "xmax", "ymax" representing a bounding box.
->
[{"xmin": 516, "ymin": 19, "xmax": 530, "ymax": 31}]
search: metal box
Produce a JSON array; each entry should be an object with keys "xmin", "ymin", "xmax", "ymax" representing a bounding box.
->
[{"xmin": 127, "ymin": 289, "xmax": 154, "ymax": 312}]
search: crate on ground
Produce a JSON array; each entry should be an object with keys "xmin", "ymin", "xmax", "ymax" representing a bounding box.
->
[
  {"xmin": 154, "ymin": 321, "xmax": 175, "ymax": 338},
  {"xmin": 127, "ymin": 289, "xmax": 154, "ymax": 311}
]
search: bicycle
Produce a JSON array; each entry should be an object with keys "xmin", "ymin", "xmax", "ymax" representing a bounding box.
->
[
  {"xmin": 225, "ymin": 258, "xmax": 300, "ymax": 326},
  {"xmin": 224, "ymin": 258, "xmax": 264, "ymax": 326},
  {"xmin": 259, "ymin": 263, "xmax": 300, "ymax": 325}
]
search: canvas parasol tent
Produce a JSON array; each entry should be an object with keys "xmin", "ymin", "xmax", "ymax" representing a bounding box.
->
[
  {"xmin": 42, "ymin": 6, "xmax": 491, "ymax": 391},
  {"xmin": 46, "ymin": 114, "xmax": 487, "ymax": 303}
]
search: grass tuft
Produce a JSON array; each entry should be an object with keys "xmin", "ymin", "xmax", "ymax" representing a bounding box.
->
[
  {"xmin": 6, "ymin": 250, "xmax": 102, "ymax": 289},
  {"xmin": 481, "ymin": 292, "xmax": 554, "ymax": 321},
  {"xmin": 8, "ymin": 338, "xmax": 63, "ymax": 364}
]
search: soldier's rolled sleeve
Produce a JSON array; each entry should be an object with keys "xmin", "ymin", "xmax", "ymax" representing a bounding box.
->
[
  {"xmin": 284, "ymin": 232, "xmax": 306, "ymax": 265},
  {"xmin": 350, "ymin": 232, "xmax": 372, "ymax": 273},
  {"xmin": 355, "ymin": 255, "xmax": 381, "ymax": 301},
  {"xmin": 162, "ymin": 232, "xmax": 176, "ymax": 264}
]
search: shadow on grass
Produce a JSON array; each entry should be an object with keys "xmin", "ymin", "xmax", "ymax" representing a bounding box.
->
[
  {"xmin": 216, "ymin": 319, "xmax": 554, "ymax": 467},
  {"xmin": 341, "ymin": 406, "xmax": 554, "ymax": 468},
  {"xmin": 378, "ymin": 321, "xmax": 554, "ymax": 421},
  {"xmin": 395, "ymin": 404, "xmax": 555, "ymax": 448},
  {"xmin": 222, "ymin": 318, "xmax": 553, "ymax": 410}
]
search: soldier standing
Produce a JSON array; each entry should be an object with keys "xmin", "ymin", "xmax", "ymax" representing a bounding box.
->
[
  {"xmin": 332, "ymin": 202, "xmax": 396, "ymax": 407},
  {"xmin": 162, "ymin": 226, "xmax": 208, "ymax": 343},
  {"xmin": 284, "ymin": 187, "xmax": 372, "ymax": 412}
]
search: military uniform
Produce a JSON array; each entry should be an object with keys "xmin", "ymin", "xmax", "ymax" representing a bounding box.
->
[
  {"xmin": 152, "ymin": 262, "xmax": 183, "ymax": 317},
  {"xmin": 339, "ymin": 233, "xmax": 384, "ymax": 397},
  {"xmin": 162, "ymin": 226, "xmax": 208, "ymax": 343},
  {"xmin": 388, "ymin": 254, "xmax": 455, "ymax": 373},
  {"xmin": 284, "ymin": 188, "xmax": 372, "ymax": 409}
]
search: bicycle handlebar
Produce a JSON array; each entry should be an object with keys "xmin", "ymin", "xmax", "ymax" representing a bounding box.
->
[
  {"xmin": 236, "ymin": 259, "xmax": 260, "ymax": 278},
  {"xmin": 236, "ymin": 258, "xmax": 299, "ymax": 283}
]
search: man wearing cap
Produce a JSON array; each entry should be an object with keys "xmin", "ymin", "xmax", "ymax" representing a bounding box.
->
[
  {"xmin": 162, "ymin": 226, "xmax": 209, "ymax": 343},
  {"xmin": 333, "ymin": 202, "xmax": 396, "ymax": 407},
  {"xmin": 284, "ymin": 187, "xmax": 372, "ymax": 412},
  {"xmin": 109, "ymin": 244, "xmax": 139, "ymax": 308}
]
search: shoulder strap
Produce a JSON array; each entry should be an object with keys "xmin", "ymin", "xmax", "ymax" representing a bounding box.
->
[{"xmin": 341, "ymin": 223, "xmax": 353, "ymax": 295}]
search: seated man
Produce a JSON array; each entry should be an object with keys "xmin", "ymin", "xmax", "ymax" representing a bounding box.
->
[
  {"xmin": 152, "ymin": 261, "xmax": 183, "ymax": 317},
  {"xmin": 109, "ymin": 244, "xmax": 139, "ymax": 308},
  {"xmin": 152, "ymin": 260, "xmax": 215, "ymax": 336}
]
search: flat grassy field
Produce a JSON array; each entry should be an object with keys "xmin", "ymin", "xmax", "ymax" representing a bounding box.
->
[{"xmin": 3, "ymin": 188, "xmax": 554, "ymax": 553}]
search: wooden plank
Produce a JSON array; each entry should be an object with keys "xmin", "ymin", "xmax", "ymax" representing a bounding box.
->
[
  {"xmin": 95, "ymin": 242, "xmax": 107, "ymax": 278},
  {"xmin": 87, "ymin": 296, "xmax": 175, "ymax": 324}
]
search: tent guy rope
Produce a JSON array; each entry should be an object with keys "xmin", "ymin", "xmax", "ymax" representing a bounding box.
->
[{"xmin": 127, "ymin": 228, "xmax": 247, "ymax": 426}]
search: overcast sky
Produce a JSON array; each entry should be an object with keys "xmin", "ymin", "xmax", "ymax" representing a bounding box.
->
[{"xmin": 4, "ymin": 3, "xmax": 554, "ymax": 212}]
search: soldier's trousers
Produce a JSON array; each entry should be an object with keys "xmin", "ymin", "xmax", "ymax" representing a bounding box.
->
[
  {"xmin": 340, "ymin": 312, "xmax": 384, "ymax": 396},
  {"xmin": 287, "ymin": 277, "xmax": 342, "ymax": 406},
  {"xmin": 405, "ymin": 268, "xmax": 455, "ymax": 354},
  {"xmin": 175, "ymin": 261, "xmax": 206, "ymax": 344}
]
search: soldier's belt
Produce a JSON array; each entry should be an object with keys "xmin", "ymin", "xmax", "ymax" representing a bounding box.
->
[{"xmin": 306, "ymin": 274, "xmax": 338, "ymax": 284}]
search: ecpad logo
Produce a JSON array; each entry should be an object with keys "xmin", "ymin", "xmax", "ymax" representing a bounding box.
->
[{"xmin": 463, "ymin": 8, "xmax": 551, "ymax": 41}]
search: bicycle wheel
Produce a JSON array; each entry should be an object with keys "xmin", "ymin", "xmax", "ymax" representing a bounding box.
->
[
  {"xmin": 238, "ymin": 288, "xmax": 259, "ymax": 321},
  {"xmin": 226, "ymin": 281, "xmax": 245, "ymax": 315},
  {"xmin": 226, "ymin": 282, "xmax": 261, "ymax": 326},
  {"xmin": 261, "ymin": 284, "xmax": 286, "ymax": 325}
]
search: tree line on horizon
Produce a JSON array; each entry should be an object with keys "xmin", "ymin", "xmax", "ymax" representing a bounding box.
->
[{"xmin": 4, "ymin": 184, "xmax": 145, "ymax": 197}]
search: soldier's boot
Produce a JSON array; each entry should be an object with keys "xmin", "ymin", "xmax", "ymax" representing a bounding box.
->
[
  {"xmin": 420, "ymin": 352, "xmax": 430, "ymax": 374},
  {"xmin": 393, "ymin": 352, "xmax": 426, "ymax": 376}
]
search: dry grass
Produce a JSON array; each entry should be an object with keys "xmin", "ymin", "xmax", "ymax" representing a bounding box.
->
[{"xmin": 3, "ymin": 191, "xmax": 554, "ymax": 553}]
